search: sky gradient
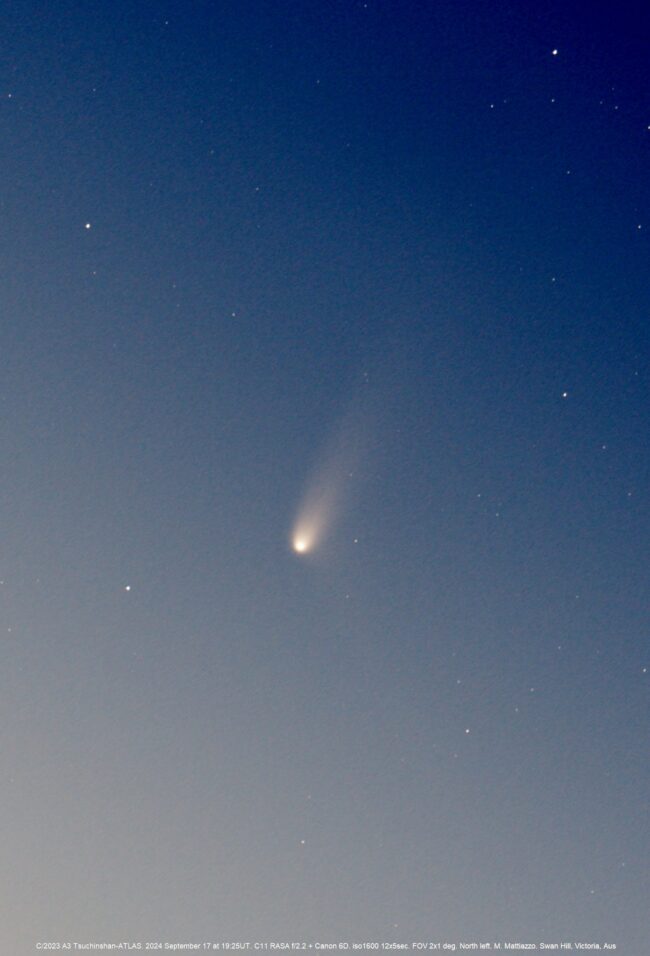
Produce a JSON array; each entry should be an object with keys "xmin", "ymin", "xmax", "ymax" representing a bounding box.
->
[{"xmin": 1, "ymin": 1, "xmax": 648, "ymax": 952}]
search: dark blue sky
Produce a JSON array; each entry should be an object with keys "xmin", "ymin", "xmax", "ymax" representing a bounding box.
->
[{"xmin": 1, "ymin": 1, "xmax": 648, "ymax": 952}]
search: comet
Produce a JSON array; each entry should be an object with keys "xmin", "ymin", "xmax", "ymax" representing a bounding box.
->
[{"xmin": 290, "ymin": 393, "xmax": 370, "ymax": 556}]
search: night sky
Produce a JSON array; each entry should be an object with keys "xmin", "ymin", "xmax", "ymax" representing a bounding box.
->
[{"xmin": 2, "ymin": 1, "xmax": 649, "ymax": 952}]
